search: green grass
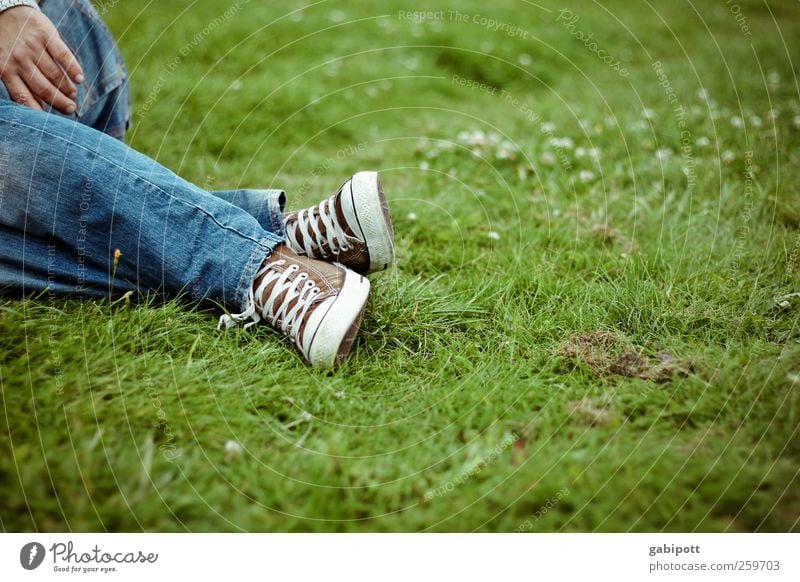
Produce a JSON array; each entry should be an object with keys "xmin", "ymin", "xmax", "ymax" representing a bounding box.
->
[{"xmin": 2, "ymin": 0, "xmax": 799, "ymax": 531}]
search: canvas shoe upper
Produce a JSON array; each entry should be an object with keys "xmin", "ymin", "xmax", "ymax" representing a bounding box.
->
[
  {"xmin": 283, "ymin": 171, "xmax": 395, "ymax": 274},
  {"xmin": 219, "ymin": 245, "xmax": 370, "ymax": 369}
]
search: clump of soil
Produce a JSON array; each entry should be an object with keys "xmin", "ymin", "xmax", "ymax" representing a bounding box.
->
[{"xmin": 556, "ymin": 331, "xmax": 691, "ymax": 383}]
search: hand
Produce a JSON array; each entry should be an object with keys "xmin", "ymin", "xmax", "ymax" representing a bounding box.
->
[{"xmin": 0, "ymin": 5, "xmax": 84, "ymax": 114}]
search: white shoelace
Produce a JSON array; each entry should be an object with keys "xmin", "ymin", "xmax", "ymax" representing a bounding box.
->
[
  {"xmin": 218, "ymin": 260, "xmax": 321, "ymax": 350},
  {"xmin": 285, "ymin": 197, "xmax": 356, "ymax": 258}
]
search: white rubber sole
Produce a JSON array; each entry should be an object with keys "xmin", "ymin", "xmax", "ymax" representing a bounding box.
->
[
  {"xmin": 306, "ymin": 268, "xmax": 370, "ymax": 369},
  {"xmin": 348, "ymin": 171, "xmax": 395, "ymax": 273}
]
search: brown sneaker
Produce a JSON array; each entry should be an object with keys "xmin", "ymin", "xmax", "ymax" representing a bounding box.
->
[
  {"xmin": 218, "ymin": 245, "xmax": 370, "ymax": 369},
  {"xmin": 283, "ymin": 171, "xmax": 395, "ymax": 274}
]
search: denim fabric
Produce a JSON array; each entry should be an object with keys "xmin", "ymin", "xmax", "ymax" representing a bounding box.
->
[
  {"xmin": 0, "ymin": 0, "xmax": 289, "ymax": 308},
  {"xmin": 0, "ymin": 100, "xmax": 286, "ymax": 308},
  {"xmin": 0, "ymin": 0, "xmax": 131, "ymax": 139}
]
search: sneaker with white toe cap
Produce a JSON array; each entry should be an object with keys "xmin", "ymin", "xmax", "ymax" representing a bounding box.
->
[
  {"xmin": 283, "ymin": 171, "xmax": 395, "ymax": 274},
  {"xmin": 219, "ymin": 245, "xmax": 370, "ymax": 369}
]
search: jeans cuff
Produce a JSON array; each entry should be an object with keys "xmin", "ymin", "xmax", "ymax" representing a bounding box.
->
[
  {"xmin": 266, "ymin": 189, "xmax": 287, "ymax": 238},
  {"xmin": 233, "ymin": 232, "xmax": 283, "ymax": 313}
]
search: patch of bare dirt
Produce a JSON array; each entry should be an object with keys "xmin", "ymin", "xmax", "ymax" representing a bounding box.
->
[{"xmin": 556, "ymin": 331, "xmax": 692, "ymax": 383}]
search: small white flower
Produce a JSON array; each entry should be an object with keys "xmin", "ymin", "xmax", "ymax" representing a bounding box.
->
[
  {"xmin": 487, "ymin": 231, "xmax": 501, "ymax": 240},
  {"xmin": 549, "ymin": 137, "xmax": 574, "ymax": 149},
  {"xmin": 793, "ymin": 115, "xmax": 800, "ymax": 129},
  {"xmin": 403, "ymin": 58, "xmax": 420, "ymax": 71},
  {"xmin": 225, "ymin": 440, "xmax": 243, "ymax": 456},
  {"xmin": 334, "ymin": 390, "xmax": 346, "ymax": 398},
  {"xmin": 730, "ymin": 116, "xmax": 744, "ymax": 128},
  {"xmin": 407, "ymin": 212, "xmax": 418, "ymax": 221},
  {"xmin": 379, "ymin": 80, "xmax": 392, "ymax": 91},
  {"xmin": 642, "ymin": 108, "xmax": 656, "ymax": 119},
  {"xmin": 425, "ymin": 148, "xmax": 440, "ymax": 159},
  {"xmin": 460, "ymin": 130, "xmax": 486, "ymax": 146},
  {"xmin": 470, "ymin": 147, "xmax": 482, "ymax": 158},
  {"xmin": 767, "ymin": 71, "xmax": 780, "ymax": 85},
  {"xmin": 419, "ymin": 161, "xmax": 430, "ymax": 170},
  {"xmin": 329, "ymin": 10, "xmax": 345, "ymax": 22},
  {"xmin": 518, "ymin": 53, "xmax": 532, "ymax": 66},
  {"xmin": 579, "ymin": 170, "xmax": 595, "ymax": 182},
  {"xmin": 721, "ymin": 150, "xmax": 735, "ymax": 164},
  {"xmin": 488, "ymin": 132, "xmax": 502, "ymax": 146},
  {"xmin": 230, "ymin": 80, "xmax": 242, "ymax": 91},
  {"xmin": 696, "ymin": 88, "xmax": 709, "ymax": 100},
  {"xmin": 588, "ymin": 148, "xmax": 601, "ymax": 160},
  {"xmin": 540, "ymin": 152, "xmax": 556, "ymax": 166},
  {"xmin": 656, "ymin": 148, "xmax": 672, "ymax": 160},
  {"xmin": 749, "ymin": 115, "xmax": 762, "ymax": 127},
  {"xmin": 696, "ymin": 136, "xmax": 710, "ymax": 147},
  {"xmin": 765, "ymin": 109, "xmax": 779, "ymax": 121},
  {"xmin": 365, "ymin": 86, "xmax": 378, "ymax": 97},
  {"xmin": 299, "ymin": 411, "xmax": 313, "ymax": 422},
  {"xmin": 496, "ymin": 146, "xmax": 514, "ymax": 160},
  {"xmin": 574, "ymin": 147, "xmax": 587, "ymax": 158},
  {"xmin": 540, "ymin": 122, "xmax": 556, "ymax": 133}
]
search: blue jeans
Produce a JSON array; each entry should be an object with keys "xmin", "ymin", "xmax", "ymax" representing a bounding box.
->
[{"xmin": 0, "ymin": 0, "xmax": 285, "ymax": 310}]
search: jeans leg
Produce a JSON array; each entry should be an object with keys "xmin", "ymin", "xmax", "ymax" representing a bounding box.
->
[
  {"xmin": 0, "ymin": 100, "xmax": 283, "ymax": 309},
  {"xmin": 0, "ymin": 0, "xmax": 131, "ymax": 140},
  {"xmin": 210, "ymin": 189, "xmax": 287, "ymax": 235}
]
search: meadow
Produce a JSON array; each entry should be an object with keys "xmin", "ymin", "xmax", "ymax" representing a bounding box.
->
[{"xmin": 1, "ymin": 0, "xmax": 798, "ymax": 531}]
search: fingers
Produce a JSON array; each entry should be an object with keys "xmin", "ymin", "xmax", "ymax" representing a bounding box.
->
[
  {"xmin": 45, "ymin": 35, "xmax": 84, "ymax": 84},
  {"xmin": 21, "ymin": 66, "xmax": 76, "ymax": 114},
  {"xmin": 3, "ymin": 75, "xmax": 43, "ymax": 111},
  {"xmin": 36, "ymin": 52, "xmax": 77, "ymax": 99}
]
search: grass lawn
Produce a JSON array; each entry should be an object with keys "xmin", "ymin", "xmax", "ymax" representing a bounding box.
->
[{"xmin": 2, "ymin": 0, "xmax": 799, "ymax": 532}]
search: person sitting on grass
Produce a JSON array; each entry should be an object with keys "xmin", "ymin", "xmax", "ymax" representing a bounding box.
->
[{"xmin": 0, "ymin": 0, "xmax": 395, "ymax": 368}]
